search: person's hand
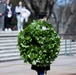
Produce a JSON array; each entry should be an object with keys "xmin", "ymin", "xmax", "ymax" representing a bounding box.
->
[
  {"xmin": 0, "ymin": 13, "xmax": 2, "ymax": 16},
  {"xmin": 8, "ymin": 11, "xmax": 12, "ymax": 14},
  {"xmin": 8, "ymin": 11, "xmax": 12, "ymax": 18}
]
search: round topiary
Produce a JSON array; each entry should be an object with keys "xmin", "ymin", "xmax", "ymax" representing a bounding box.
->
[{"xmin": 17, "ymin": 20, "xmax": 60, "ymax": 67}]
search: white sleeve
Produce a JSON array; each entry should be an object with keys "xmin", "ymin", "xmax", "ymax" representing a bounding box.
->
[{"xmin": 15, "ymin": 6, "xmax": 20, "ymax": 13}]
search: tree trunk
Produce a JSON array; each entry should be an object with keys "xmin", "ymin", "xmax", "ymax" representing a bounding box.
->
[
  {"xmin": 53, "ymin": 0, "xmax": 76, "ymax": 34},
  {"xmin": 24, "ymin": 0, "xmax": 55, "ymax": 20}
]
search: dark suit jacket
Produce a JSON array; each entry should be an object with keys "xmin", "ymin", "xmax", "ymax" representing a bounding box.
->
[
  {"xmin": 4, "ymin": 4, "xmax": 14, "ymax": 17},
  {"xmin": 31, "ymin": 65, "xmax": 50, "ymax": 71}
]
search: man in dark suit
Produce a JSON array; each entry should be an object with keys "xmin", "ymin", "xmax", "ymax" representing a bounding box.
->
[{"xmin": 31, "ymin": 12, "xmax": 50, "ymax": 75}]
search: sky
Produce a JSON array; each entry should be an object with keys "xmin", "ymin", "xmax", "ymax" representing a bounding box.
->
[{"xmin": 56, "ymin": 0, "xmax": 71, "ymax": 5}]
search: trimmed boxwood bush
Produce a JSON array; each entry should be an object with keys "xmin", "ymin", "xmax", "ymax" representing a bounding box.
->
[{"xmin": 17, "ymin": 20, "xmax": 60, "ymax": 67}]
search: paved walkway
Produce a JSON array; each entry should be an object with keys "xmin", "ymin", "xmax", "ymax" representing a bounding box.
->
[{"xmin": 0, "ymin": 55, "xmax": 76, "ymax": 75}]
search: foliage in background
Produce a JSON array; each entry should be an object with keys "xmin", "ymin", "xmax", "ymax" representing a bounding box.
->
[{"xmin": 17, "ymin": 20, "xmax": 60, "ymax": 67}]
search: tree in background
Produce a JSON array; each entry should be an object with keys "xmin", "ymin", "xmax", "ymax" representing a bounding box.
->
[
  {"xmin": 23, "ymin": 0, "xmax": 56, "ymax": 20},
  {"xmin": 53, "ymin": 0, "xmax": 76, "ymax": 34},
  {"xmin": 10, "ymin": 0, "xmax": 76, "ymax": 35},
  {"xmin": 10, "ymin": 0, "xmax": 56, "ymax": 30}
]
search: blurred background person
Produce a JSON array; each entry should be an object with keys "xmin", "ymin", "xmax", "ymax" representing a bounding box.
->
[
  {"xmin": 0, "ymin": 0, "xmax": 5, "ymax": 31},
  {"xmin": 4, "ymin": 0, "xmax": 14, "ymax": 31},
  {"xmin": 15, "ymin": 1, "xmax": 31, "ymax": 31}
]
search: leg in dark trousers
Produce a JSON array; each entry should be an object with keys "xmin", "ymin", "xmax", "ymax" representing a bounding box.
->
[
  {"xmin": 4, "ymin": 16, "xmax": 12, "ymax": 29},
  {"xmin": 37, "ymin": 70, "xmax": 44, "ymax": 75}
]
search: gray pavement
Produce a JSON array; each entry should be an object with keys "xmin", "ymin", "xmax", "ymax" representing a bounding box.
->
[{"xmin": 0, "ymin": 55, "xmax": 76, "ymax": 75}]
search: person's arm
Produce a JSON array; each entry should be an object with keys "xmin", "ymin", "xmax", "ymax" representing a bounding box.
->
[
  {"xmin": 0, "ymin": 3, "xmax": 5, "ymax": 16},
  {"xmin": 0, "ymin": 13, "xmax": 3, "ymax": 16},
  {"xmin": 15, "ymin": 6, "xmax": 20, "ymax": 15},
  {"xmin": 11, "ymin": 5, "xmax": 15, "ymax": 15}
]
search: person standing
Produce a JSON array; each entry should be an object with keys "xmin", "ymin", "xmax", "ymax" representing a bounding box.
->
[
  {"xmin": 4, "ymin": 0, "xmax": 14, "ymax": 31},
  {"xmin": 31, "ymin": 12, "xmax": 50, "ymax": 75},
  {"xmin": 15, "ymin": 1, "xmax": 31, "ymax": 31},
  {"xmin": 0, "ymin": 0, "xmax": 5, "ymax": 31}
]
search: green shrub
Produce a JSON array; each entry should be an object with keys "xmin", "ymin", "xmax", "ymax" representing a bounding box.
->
[{"xmin": 17, "ymin": 20, "xmax": 60, "ymax": 67}]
